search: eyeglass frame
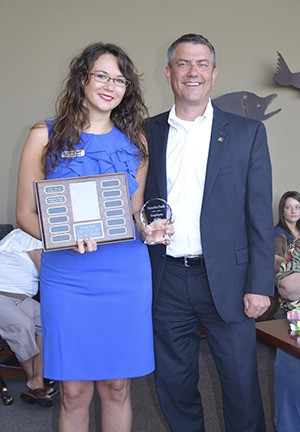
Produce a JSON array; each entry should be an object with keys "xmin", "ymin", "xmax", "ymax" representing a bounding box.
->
[
  {"xmin": 285, "ymin": 205, "xmax": 300, "ymax": 211},
  {"xmin": 89, "ymin": 71, "xmax": 131, "ymax": 88}
]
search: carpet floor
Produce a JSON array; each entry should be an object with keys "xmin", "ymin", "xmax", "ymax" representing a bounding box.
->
[{"xmin": 0, "ymin": 339, "xmax": 276, "ymax": 432}]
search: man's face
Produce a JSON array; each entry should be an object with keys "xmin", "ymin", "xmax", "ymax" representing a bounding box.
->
[{"xmin": 166, "ymin": 42, "xmax": 217, "ymax": 113}]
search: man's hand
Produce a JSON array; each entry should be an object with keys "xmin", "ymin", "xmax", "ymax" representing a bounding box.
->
[
  {"xmin": 142, "ymin": 219, "xmax": 174, "ymax": 245},
  {"xmin": 243, "ymin": 294, "xmax": 271, "ymax": 319}
]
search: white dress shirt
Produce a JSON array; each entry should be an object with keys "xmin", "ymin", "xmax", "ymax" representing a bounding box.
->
[{"xmin": 166, "ymin": 101, "xmax": 213, "ymax": 256}]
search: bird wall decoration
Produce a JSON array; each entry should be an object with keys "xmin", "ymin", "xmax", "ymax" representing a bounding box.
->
[
  {"xmin": 213, "ymin": 91, "xmax": 281, "ymax": 121},
  {"xmin": 273, "ymin": 52, "xmax": 300, "ymax": 90}
]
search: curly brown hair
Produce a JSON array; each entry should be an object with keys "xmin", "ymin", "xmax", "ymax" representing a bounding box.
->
[{"xmin": 42, "ymin": 42, "xmax": 148, "ymax": 170}]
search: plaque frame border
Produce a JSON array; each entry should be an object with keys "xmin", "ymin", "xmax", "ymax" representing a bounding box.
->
[{"xmin": 34, "ymin": 173, "xmax": 135, "ymax": 251}]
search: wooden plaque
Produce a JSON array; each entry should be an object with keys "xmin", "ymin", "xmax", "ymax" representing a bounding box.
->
[{"xmin": 34, "ymin": 173, "xmax": 135, "ymax": 251}]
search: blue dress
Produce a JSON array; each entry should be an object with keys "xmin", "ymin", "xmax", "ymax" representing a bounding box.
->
[{"xmin": 40, "ymin": 123, "xmax": 154, "ymax": 380}]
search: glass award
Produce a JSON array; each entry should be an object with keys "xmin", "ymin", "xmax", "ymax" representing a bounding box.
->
[{"xmin": 140, "ymin": 198, "xmax": 173, "ymax": 245}]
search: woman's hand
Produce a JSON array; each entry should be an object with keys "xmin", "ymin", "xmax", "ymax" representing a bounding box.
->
[{"xmin": 74, "ymin": 238, "xmax": 97, "ymax": 254}]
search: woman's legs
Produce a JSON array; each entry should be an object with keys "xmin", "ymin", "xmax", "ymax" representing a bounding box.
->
[
  {"xmin": 96, "ymin": 378, "xmax": 132, "ymax": 432},
  {"xmin": 58, "ymin": 380, "xmax": 94, "ymax": 432},
  {"xmin": 58, "ymin": 378, "xmax": 132, "ymax": 432}
]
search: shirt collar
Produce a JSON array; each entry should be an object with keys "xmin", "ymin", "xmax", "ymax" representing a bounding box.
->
[{"xmin": 168, "ymin": 99, "xmax": 213, "ymax": 131}]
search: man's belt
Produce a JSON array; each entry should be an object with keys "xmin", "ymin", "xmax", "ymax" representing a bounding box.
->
[{"xmin": 166, "ymin": 255, "xmax": 205, "ymax": 268}]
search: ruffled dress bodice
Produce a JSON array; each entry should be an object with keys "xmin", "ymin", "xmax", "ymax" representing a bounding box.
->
[{"xmin": 45, "ymin": 121, "xmax": 141, "ymax": 197}]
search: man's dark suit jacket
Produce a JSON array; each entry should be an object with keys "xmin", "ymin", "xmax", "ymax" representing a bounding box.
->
[{"xmin": 145, "ymin": 105, "xmax": 275, "ymax": 323}]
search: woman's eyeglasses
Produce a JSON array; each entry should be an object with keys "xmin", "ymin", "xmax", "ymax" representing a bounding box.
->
[
  {"xmin": 285, "ymin": 205, "xmax": 300, "ymax": 211},
  {"xmin": 89, "ymin": 72, "xmax": 131, "ymax": 88}
]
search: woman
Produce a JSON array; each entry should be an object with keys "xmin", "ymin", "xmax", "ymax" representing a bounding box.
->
[
  {"xmin": 274, "ymin": 190, "xmax": 300, "ymax": 296},
  {"xmin": 277, "ymin": 238, "xmax": 300, "ymax": 308},
  {"xmin": 273, "ymin": 192, "xmax": 300, "ymax": 431},
  {"xmin": 274, "ymin": 190, "xmax": 300, "ymax": 244},
  {"xmin": 16, "ymin": 42, "xmax": 154, "ymax": 432},
  {"xmin": 274, "ymin": 238, "xmax": 300, "ymax": 432}
]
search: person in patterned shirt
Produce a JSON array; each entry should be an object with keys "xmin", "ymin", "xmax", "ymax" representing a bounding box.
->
[
  {"xmin": 277, "ymin": 237, "xmax": 300, "ymax": 311},
  {"xmin": 275, "ymin": 236, "xmax": 300, "ymax": 432}
]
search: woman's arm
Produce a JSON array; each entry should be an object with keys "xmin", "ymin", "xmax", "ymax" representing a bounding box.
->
[
  {"xmin": 278, "ymin": 273, "xmax": 300, "ymax": 301},
  {"xmin": 132, "ymin": 157, "xmax": 149, "ymax": 242},
  {"xmin": 28, "ymin": 249, "xmax": 42, "ymax": 272},
  {"xmin": 16, "ymin": 124, "xmax": 97, "ymax": 254},
  {"xmin": 131, "ymin": 154, "xmax": 174, "ymax": 244},
  {"xmin": 16, "ymin": 124, "xmax": 48, "ymax": 239}
]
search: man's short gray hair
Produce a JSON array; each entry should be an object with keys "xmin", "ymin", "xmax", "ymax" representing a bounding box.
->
[{"xmin": 167, "ymin": 33, "xmax": 216, "ymax": 68}]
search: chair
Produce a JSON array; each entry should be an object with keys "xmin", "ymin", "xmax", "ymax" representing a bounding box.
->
[
  {"xmin": 0, "ymin": 342, "xmax": 16, "ymax": 405},
  {"xmin": 0, "ymin": 224, "xmax": 13, "ymax": 241},
  {"xmin": 0, "ymin": 224, "xmax": 15, "ymax": 404}
]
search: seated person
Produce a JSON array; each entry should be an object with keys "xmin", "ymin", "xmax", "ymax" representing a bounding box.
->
[
  {"xmin": 274, "ymin": 237, "xmax": 300, "ymax": 432},
  {"xmin": 277, "ymin": 237, "xmax": 300, "ymax": 312},
  {"xmin": 0, "ymin": 228, "xmax": 57, "ymax": 407},
  {"xmin": 257, "ymin": 191, "xmax": 300, "ymax": 322},
  {"xmin": 272, "ymin": 190, "xmax": 300, "ymax": 318},
  {"xmin": 274, "ymin": 190, "xmax": 300, "ymax": 244}
]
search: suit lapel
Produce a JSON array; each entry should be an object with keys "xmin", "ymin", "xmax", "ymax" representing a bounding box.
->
[
  {"xmin": 150, "ymin": 113, "xmax": 169, "ymax": 200},
  {"xmin": 203, "ymin": 106, "xmax": 229, "ymax": 204}
]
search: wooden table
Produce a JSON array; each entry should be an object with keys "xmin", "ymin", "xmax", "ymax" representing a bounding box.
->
[{"xmin": 256, "ymin": 318, "xmax": 300, "ymax": 358}]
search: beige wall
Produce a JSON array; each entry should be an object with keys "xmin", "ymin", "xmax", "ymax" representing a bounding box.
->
[{"xmin": 1, "ymin": 0, "xmax": 299, "ymax": 225}]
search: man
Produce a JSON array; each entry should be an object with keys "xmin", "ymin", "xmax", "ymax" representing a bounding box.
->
[
  {"xmin": 145, "ymin": 34, "xmax": 274, "ymax": 432},
  {"xmin": 0, "ymin": 228, "xmax": 56, "ymax": 407}
]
